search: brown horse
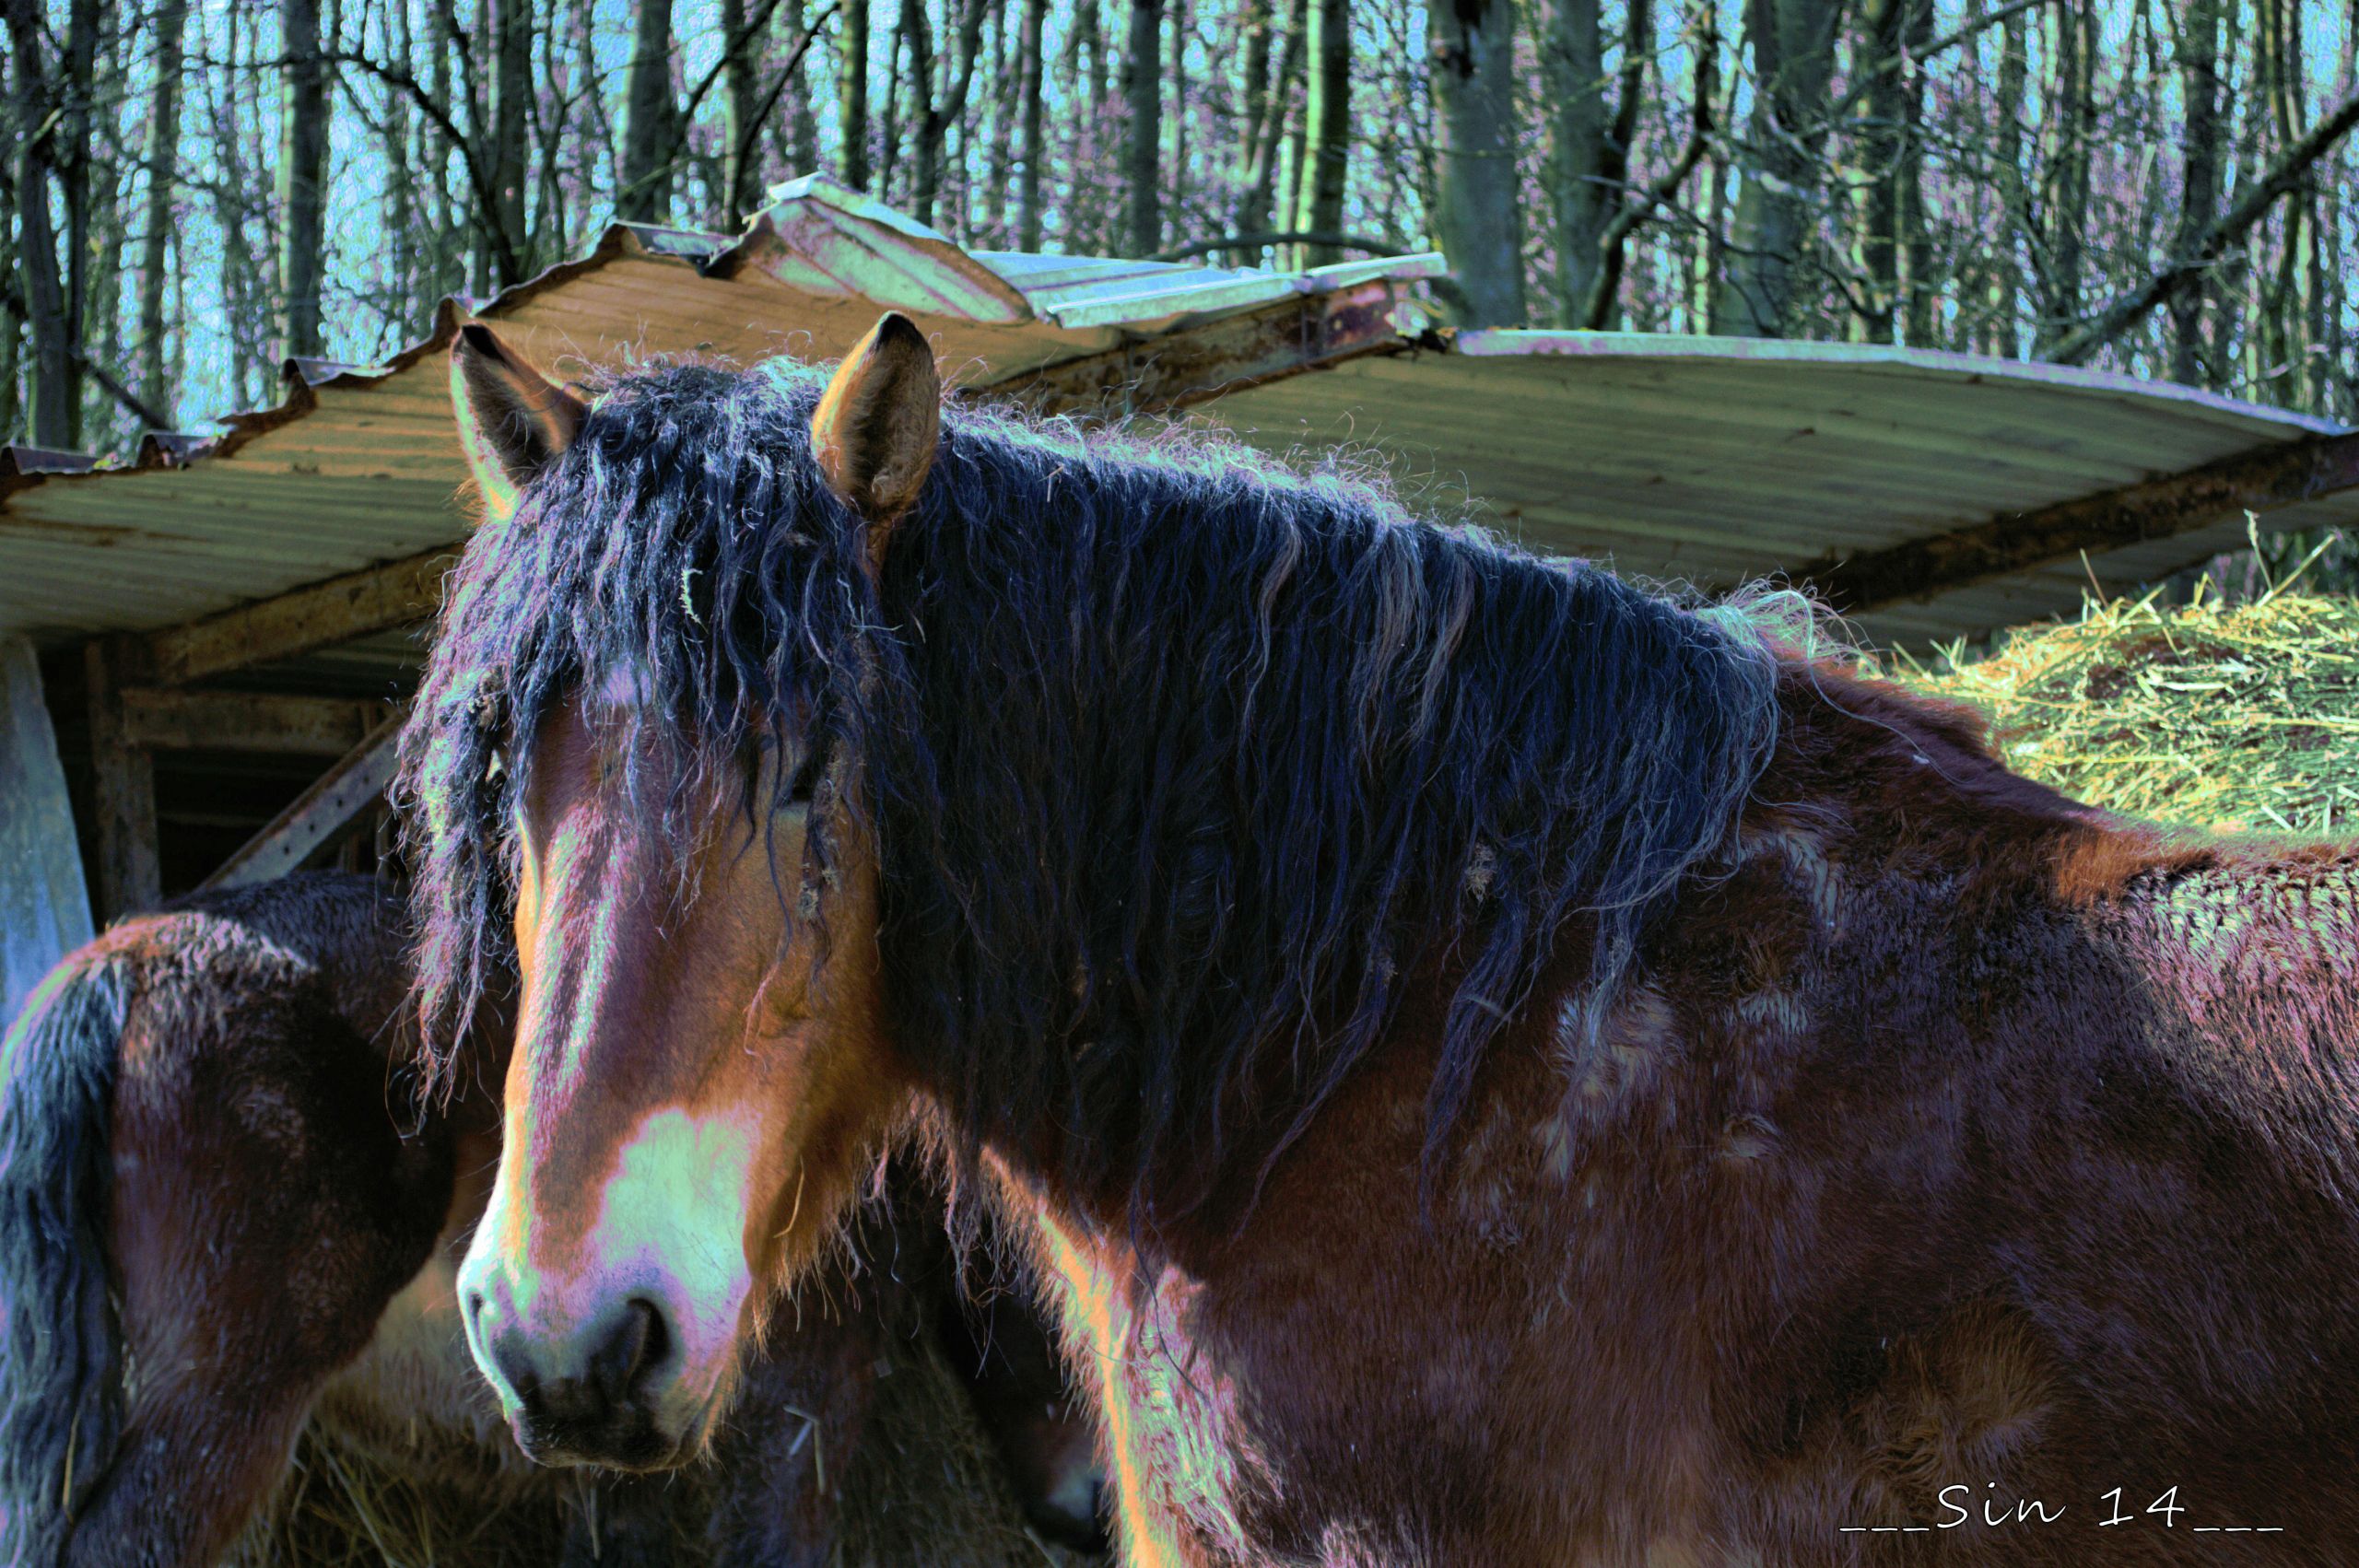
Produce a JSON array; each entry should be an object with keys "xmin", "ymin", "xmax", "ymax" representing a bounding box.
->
[
  {"xmin": 0, "ymin": 871, "xmax": 1105, "ymax": 1567},
  {"xmin": 401, "ymin": 314, "xmax": 2359, "ymax": 1566}
]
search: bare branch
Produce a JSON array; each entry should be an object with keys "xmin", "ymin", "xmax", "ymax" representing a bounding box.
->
[
  {"xmin": 1154, "ymin": 229, "xmax": 1406, "ymax": 263},
  {"xmin": 2049, "ymin": 82, "xmax": 2359, "ymax": 367}
]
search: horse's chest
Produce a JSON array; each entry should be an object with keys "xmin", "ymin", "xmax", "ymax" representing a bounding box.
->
[{"xmin": 1042, "ymin": 1214, "xmax": 1539, "ymax": 1565}]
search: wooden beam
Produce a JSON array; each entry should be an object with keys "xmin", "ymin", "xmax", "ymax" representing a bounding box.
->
[
  {"xmin": 201, "ymin": 714, "xmax": 405, "ymax": 891},
  {"xmin": 988, "ymin": 278, "xmax": 1413, "ymax": 415},
  {"xmin": 120, "ymin": 688, "xmax": 384, "ymax": 755},
  {"xmin": 1799, "ymin": 427, "xmax": 2359, "ymax": 613},
  {"xmin": 146, "ymin": 546, "xmax": 459, "ymax": 686},
  {"xmin": 83, "ymin": 637, "xmax": 161, "ymax": 919}
]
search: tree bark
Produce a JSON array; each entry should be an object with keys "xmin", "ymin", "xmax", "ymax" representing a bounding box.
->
[
  {"xmin": 619, "ymin": 0, "xmax": 677, "ymax": 222},
  {"xmin": 60, "ymin": 0, "xmax": 99, "ymax": 445},
  {"xmin": 1121, "ymin": 0, "xmax": 1166, "ymax": 254},
  {"xmin": 722, "ymin": 0, "xmax": 765, "ymax": 227},
  {"xmin": 1850, "ymin": 0, "xmax": 1907, "ymax": 340},
  {"xmin": 1543, "ymin": 0, "xmax": 1609, "ymax": 326},
  {"xmin": 483, "ymin": 0, "xmax": 532, "ymax": 282},
  {"xmin": 840, "ymin": 0, "xmax": 871, "ymax": 190},
  {"xmin": 1294, "ymin": 0, "xmax": 1349, "ymax": 265},
  {"xmin": 2034, "ymin": 0, "xmax": 2095, "ymax": 351},
  {"xmin": 6, "ymin": 0, "xmax": 75, "ymax": 447},
  {"xmin": 0, "ymin": 31, "xmax": 18, "ymax": 441},
  {"xmin": 135, "ymin": 0, "xmax": 188, "ymax": 421},
  {"xmin": 2168, "ymin": 0, "xmax": 2224, "ymax": 383},
  {"xmin": 768, "ymin": 1, "xmax": 821, "ymax": 177},
  {"xmin": 1711, "ymin": 0, "xmax": 1842, "ymax": 336},
  {"xmin": 1015, "ymin": 0, "xmax": 1050, "ymax": 247},
  {"xmin": 276, "ymin": 0, "xmax": 331, "ymax": 359},
  {"xmin": 1426, "ymin": 0, "xmax": 1526, "ymax": 326}
]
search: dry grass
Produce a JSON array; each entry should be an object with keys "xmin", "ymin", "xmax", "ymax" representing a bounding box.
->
[
  {"xmin": 1893, "ymin": 572, "xmax": 2359, "ymax": 837},
  {"xmin": 227, "ymin": 1314, "xmax": 1097, "ymax": 1568}
]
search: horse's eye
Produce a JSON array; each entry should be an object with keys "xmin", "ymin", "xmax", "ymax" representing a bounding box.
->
[{"xmin": 784, "ymin": 744, "xmax": 825, "ymax": 805}]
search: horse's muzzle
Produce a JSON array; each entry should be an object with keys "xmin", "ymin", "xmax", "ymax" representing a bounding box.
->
[{"xmin": 468, "ymin": 1289, "xmax": 690, "ymax": 1469}]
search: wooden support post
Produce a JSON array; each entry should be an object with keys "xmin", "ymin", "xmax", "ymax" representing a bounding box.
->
[
  {"xmin": 83, "ymin": 637, "xmax": 161, "ymax": 920},
  {"xmin": 201, "ymin": 714, "xmax": 405, "ymax": 892},
  {"xmin": 0, "ymin": 636, "xmax": 95, "ymax": 1023}
]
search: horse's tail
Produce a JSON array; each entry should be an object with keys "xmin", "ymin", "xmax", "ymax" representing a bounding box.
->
[{"xmin": 0, "ymin": 954, "xmax": 129, "ymax": 1567}]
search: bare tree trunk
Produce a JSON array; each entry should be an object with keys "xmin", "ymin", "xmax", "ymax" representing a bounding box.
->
[
  {"xmin": 901, "ymin": 0, "xmax": 987, "ymax": 229},
  {"xmin": 1170, "ymin": 0, "xmax": 1190, "ymax": 238},
  {"xmin": 1015, "ymin": 0, "xmax": 1049, "ymax": 247},
  {"xmin": 1712, "ymin": 0, "xmax": 1841, "ymax": 336},
  {"xmin": 276, "ymin": 0, "xmax": 330, "ymax": 359},
  {"xmin": 483, "ymin": 0, "xmax": 531, "ymax": 282},
  {"xmin": 1985, "ymin": 1, "xmax": 2029, "ymax": 356},
  {"xmin": 1228, "ymin": 0, "xmax": 1275, "ymax": 262},
  {"xmin": 1294, "ymin": 0, "xmax": 1349, "ymax": 264},
  {"xmin": 60, "ymin": 0, "xmax": 98, "ymax": 445},
  {"xmin": 768, "ymin": 1, "xmax": 822, "ymax": 177},
  {"xmin": 901, "ymin": 0, "xmax": 935, "ymax": 220},
  {"xmin": 137, "ymin": 0, "xmax": 189, "ymax": 420},
  {"xmin": 1851, "ymin": 0, "xmax": 1907, "ymax": 341},
  {"xmin": 1121, "ymin": 0, "xmax": 1166, "ymax": 254},
  {"xmin": 1543, "ymin": 0, "xmax": 1609, "ymax": 325},
  {"xmin": 6, "ymin": 0, "xmax": 75, "ymax": 447},
  {"xmin": 2034, "ymin": 0, "xmax": 2095, "ymax": 351},
  {"xmin": 840, "ymin": 0, "xmax": 871, "ymax": 190},
  {"xmin": 2169, "ymin": 0, "xmax": 2224, "ymax": 383},
  {"xmin": 721, "ymin": 0, "xmax": 765, "ymax": 227},
  {"xmin": 1895, "ymin": 0, "xmax": 1932, "ymax": 344},
  {"xmin": 619, "ymin": 0, "xmax": 676, "ymax": 222},
  {"xmin": 1426, "ymin": 0, "xmax": 1526, "ymax": 326},
  {"xmin": 0, "ymin": 40, "xmax": 18, "ymax": 440}
]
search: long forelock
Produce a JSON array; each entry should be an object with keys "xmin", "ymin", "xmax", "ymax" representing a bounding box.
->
[{"xmin": 396, "ymin": 358, "xmax": 886, "ymax": 1093}]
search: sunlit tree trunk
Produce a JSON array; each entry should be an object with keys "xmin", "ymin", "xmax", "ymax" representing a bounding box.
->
[
  {"xmin": 840, "ymin": 0, "xmax": 872, "ymax": 190},
  {"xmin": 1426, "ymin": 0, "xmax": 1525, "ymax": 325},
  {"xmin": 6, "ymin": 0, "xmax": 75, "ymax": 446},
  {"xmin": 619, "ymin": 0, "xmax": 677, "ymax": 222},
  {"xmin": 1015, "ymin": 0, "xmax": 1049, "ymax": 248},
  {"xmin": 1122, "ymin": 0, "xmax": 1166, "ymax": 253},
  {"xmin": 2169, "ymin": 0, "xmax": 2224, "ymax": 383},
  {"xmin": 137, "ymin": 0, "xmax": 189, "ymax": 419},
  {"xmin": 1295, "ymin": 0, "xmax": 1349, "ymax": 264},
  {"xmin": 1712, "ymin": 0, "xmax": 1840, "ymax": 337}
]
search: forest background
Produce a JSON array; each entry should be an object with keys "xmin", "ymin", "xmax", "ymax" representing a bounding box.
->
[{"xmin": 6, "ymin": 0, "xmax": 2357, "ymax": 588}]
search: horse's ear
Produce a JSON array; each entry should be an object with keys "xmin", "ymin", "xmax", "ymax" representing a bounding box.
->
[
  {"xmin": 450, "ymin": 322, "xmax": 587, "ymax": 524},
  {"xmin": 810, "ymin": 313, "xmax": 940, "ymax": 555}
]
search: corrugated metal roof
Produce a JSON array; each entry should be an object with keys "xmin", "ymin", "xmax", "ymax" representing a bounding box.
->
[
  {"xmin": 0, "ymin": 175, "xmax": 1440, "ymax": 649},
  {"xmin": 1208, "ymin": 331, "xmax": 2359, "ymax": 647},
  {"xmin": 5, "ymin": 177, "xmax": 2353, "ymax": 657}
]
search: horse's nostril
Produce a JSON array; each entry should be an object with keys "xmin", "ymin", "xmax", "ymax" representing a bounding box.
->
[{"xmin": 592, "ymin": 1296, "xmax": 668, "ymax": 1402}]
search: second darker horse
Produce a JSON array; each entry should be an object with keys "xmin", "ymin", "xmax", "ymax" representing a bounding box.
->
[
  {"xmin": 0, "ymin": 871, "xmax": 1103, "ymax": 1566},
  {"xmin": 401, "ymin": 315, "xmax": 2359, "ymax": 1565}
]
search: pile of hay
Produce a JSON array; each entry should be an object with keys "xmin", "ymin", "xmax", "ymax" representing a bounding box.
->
[
  {"xmin": 1895, "ymin": 583, "xmax": 2359, "ymax": 835},
  {"xmin": 227, "ymin": 1313, "xmax": 1098, "ymax": 1568}
]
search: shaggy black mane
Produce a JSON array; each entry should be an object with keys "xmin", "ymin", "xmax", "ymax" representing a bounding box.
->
[{"xmin": 399, "ymin": 356, "xmax": 1786, "ymax": 1221}]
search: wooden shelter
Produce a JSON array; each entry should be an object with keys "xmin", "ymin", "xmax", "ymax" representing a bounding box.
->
[{"xmin": 6, "ymin": 175, "xmax": 2358, "ymax": 1009}]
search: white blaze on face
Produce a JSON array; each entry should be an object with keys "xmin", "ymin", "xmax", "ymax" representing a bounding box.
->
[{"xmin": 590, "ymin": 1104, "xmax": 763, "ymax": 1411}]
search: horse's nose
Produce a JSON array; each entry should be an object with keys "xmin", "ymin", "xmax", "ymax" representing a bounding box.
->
[{"xmin": 465, "ymin": 1281, "xmax": 675, "ymax": 1465}]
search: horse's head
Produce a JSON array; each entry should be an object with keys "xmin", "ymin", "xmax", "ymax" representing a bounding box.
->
[{"xmin": 434, "ymin": 319, "xmax": 940, "ymax": 1469}]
